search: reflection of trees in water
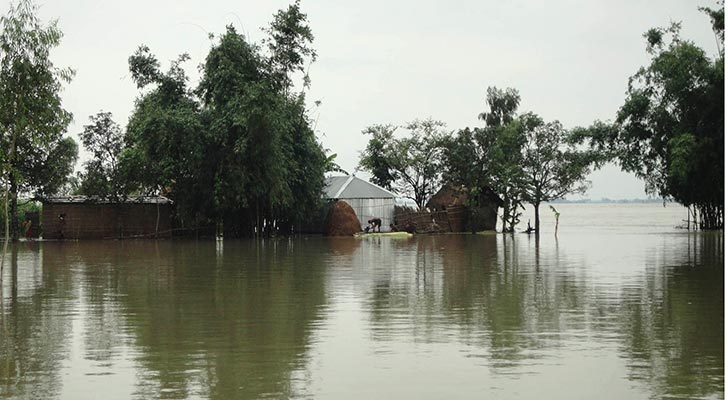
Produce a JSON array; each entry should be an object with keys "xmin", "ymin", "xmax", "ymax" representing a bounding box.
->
[
  {"xmin": 76, "ymin": 242, "xmax": 129, "ymax": 367},
  {"xmin": 438, "ymin": 234, "xmax": 588, "ymax": 368},
  {"xmin": 1, "ymin": 239, "xmax": 329, "ymax": 400},
  {"xmin": 108, "ymin": 239, "xmax": 329, "ymax": 399},
  {"xmin": 0, "ymin": 244, "xmax": 76, "ymax": 399},
  {"xmin": 363, "ymin": 232, "xmax": 723, "ymax": 398},
  {"xmin": 615, "ymin": 232, "xmax": 723, "ymax": 399},
  {"xmin": 364, "ymin": 234, "xmax": 589, "ymax": 366}
]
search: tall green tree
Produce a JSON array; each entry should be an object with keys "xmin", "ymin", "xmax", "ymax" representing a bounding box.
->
[
  {"xmin": 0, "ymin": 0, "xmax": 76, "ymax": 249},
  {"xmin": 478, "ymin": 87, "xmax": 520, "ymax": 127},
  {"xmin": 519, "ymin": 113, "xmax": 590, "ymax": 233},
  {"xmin": 77, "ymin": 111, "xmax": 126, "ymax": 199},
  {"xmin": 124, "ymin": 47, "xmax": 207, "ymax": 226},
  {"xmin": 442, "ymin": 87, "xmax": 525, "ymax": 232},
  {"xmin": 263, "ymin": 0, "xmax": 316, "ymax": 92},
  {"xmin": 123, "ymin": 2, "xmax": 326, "ymax": 236},
  {"xmin": 197, "ymin": 18, "xmax": 324, "ymax": 235},
  {"xmin": 357, "ymin": 124, "xmax": 398, "ymax": 189},
  {"xmin": 359, "ymin": 118, "xmax": 448, "ymax": 209},
  {"xmin": 614, "ymin": 15, "xmax": 723, "ymax": 229},
  {"xmin": 489, "ymin": 121, "xmax": 526, "ymax": 232},
  {"xmin": 479, "ymin": 87, "xmax": 525, "ymax": 232}
]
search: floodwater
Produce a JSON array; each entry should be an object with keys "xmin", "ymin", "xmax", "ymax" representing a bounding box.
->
[{"xmin": 0, "ymin": 203, "xmax": 722, "ymax": 399}]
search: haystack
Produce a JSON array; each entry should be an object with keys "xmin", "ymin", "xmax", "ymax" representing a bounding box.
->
[{"xmin": 324, "ymin": 200, "xmax": 361, "ymax": 236}]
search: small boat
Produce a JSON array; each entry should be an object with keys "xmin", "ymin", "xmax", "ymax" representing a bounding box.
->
[{"xmin": 354, "ymin": 231, "xmax": 414, "ymax": 238}]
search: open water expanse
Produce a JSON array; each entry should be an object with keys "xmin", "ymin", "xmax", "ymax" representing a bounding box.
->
[{"xmin": 0, "ymin": 203, "xmax": 722, "ymax": 399}]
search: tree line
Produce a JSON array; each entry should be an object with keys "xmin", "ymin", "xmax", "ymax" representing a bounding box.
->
[
  {"xmin": 1, "ymin": 0, "xmax": 331, "ymax": 242},
  {"xmin": 359, "ymin": 5, "xmax": 724, "ymax": 232},
  {"xmin": 0, "ymin": 0, "xmax": 722, "ymax": 252},
  {"xmin": 358, "ymin": 88, "xmax": 598, "ymax": 234}
]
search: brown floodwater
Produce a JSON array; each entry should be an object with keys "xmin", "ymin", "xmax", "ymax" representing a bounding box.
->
[{"xmin": 0, "ymin": 203, "xmax": 722, "ymax": 399}]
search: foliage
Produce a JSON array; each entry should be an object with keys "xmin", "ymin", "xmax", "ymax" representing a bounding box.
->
[
  {"xmin": 357, "ymin": 124, "xmax": 398, "ymax": 189},
  {"xmin": 519, "ymin": 113, "xmax": 591, "ymax": 233},
  {"xmin": 123, "ymin": 2, "xmax": 326, "ymax": 236},
  {"xmin": 0, "ymin": 0, "xmax": 76, "ymax": 242},
  {"xmin": 125, "ymin": 48, "xmax": 207, "ymax": 224},
  {"xmin": 0, "ymin": 198, "xmax": 39, "ymax": 231},
  {"xmin": 576, "ymin": 10, "xmax": 724, "ymax": 229},
  {"xmin": 477, "ymin": 86, "xmax": 520, "ymax": 127},
  {"xmin": 358, "ymin": 118, "xmax": 448, "ymax": 209},
  {"xmin": 442, "ymin": 87, "xmax": 526, "ymax": 232},
  {"xmin": 263, "ymin": 0, "xmax": 317, "ymax": 91},
  {"xmin": 77, "ymin": 111, "xmax": 126, "ymax": 199}
]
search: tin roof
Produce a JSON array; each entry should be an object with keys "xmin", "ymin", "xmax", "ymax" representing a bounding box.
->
[
  {"xmin": 42, "ymin": 195, "xmax": 173, "ymax": 204},
  {"xmin": 324, "ymin": 175, "xmax": 396, "ymax": 199}
]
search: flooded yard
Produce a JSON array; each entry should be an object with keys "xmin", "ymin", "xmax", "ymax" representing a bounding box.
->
[{"xmin": 0, "ymin": 204, "xmax": 722, "ymax": 399}]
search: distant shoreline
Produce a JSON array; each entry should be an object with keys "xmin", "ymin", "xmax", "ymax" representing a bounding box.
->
[{"xmin": 553, "ymin": 198, "xmax": 673, "ymax": 204}]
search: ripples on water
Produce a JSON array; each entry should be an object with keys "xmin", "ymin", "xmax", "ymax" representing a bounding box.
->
[{"xmin": 0, "ymin": 203, "xmax": 722, "ymax": 399}]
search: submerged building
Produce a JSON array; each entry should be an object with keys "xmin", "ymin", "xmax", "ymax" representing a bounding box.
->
[{"xmin": 41, "ymin": 196, "xmax": 172, "ymax": 239}]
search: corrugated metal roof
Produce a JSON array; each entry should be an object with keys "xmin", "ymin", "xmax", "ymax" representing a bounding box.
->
[
  {"xmin": 42, "ymin": 195, "xmax": 173, "ymax": 204},
  {"xmin": 324, "ymin": 175, "xmax": 395, "ymax": 199}
]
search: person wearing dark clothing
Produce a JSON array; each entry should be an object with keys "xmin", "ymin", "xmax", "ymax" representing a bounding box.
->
[
  {"xmin": 368, "ymin": 218, "xmax": 382, "ymax": 233},
  {"xmin": 58, "ymin": 213, "xmax": 66, "ymax": 240}
]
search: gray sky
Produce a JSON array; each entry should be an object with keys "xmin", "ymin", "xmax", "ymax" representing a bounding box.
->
[{"xmin": 30, "ymin": 0, "xmax": 719, "ymax": 199}]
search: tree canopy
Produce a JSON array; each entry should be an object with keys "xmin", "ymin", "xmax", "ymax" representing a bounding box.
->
[
  {"xmin": 518, "ymin": 113, "xmax": 591, "ymax": 233},
  {"xmin": 358, "ymin": 118, "xmax": 448, "ymax": 209},
  {"xmin": 120, "ymin": 2, "xmax": 327, "ymax": 236},
  {"xmin": 574, "ymin": 9, "xmax": 724, "ymax": 229},
  {"xmin": 441, "ymin": 87, "xmax": 591, "ymax": 234},
  {"xmin": 77, "ymin": 111, "xmax": 126, "ymax": 199},
  {"xmin": 0, "ymin": 0, "xmax": 76, "ymax": 243},
  {"xmin": 443, "ymin": 87, "xmax": 526, "ymax": 232}
]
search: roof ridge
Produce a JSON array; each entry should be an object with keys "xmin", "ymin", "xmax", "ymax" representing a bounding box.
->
[{"xmin": 333, "ymin": 175, "xmax": 355, "ymax": 198}]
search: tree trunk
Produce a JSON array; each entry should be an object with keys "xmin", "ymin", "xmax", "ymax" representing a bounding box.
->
[
  {"xmin": 9, "ymin": 172, "xmax": 18, "ymax": 242},
  {"xmin": 255, "ymin": 200, "xmax": 260, "ymax": 238},
  {"xmin": 534, "ymin": 201, "xmax": 540, "ymax": 235},
  {"xmin": 155, "ymin": 199, "xmax": 160, "ymax": 238},
  {"xmin": 1, "ymin": 168, "xmax": 8, "ymax": 305},
  {"xmin": 1, "ymin": 131, "xmax": 16, "ymax": 290},
  {"xmin": 501, "ymin": 200, "xmax": 509, "ymax": 233}
]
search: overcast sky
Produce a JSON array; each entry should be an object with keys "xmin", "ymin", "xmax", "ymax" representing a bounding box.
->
[{"xmin": 27, "ymin": 0, "xmax": 720, "ymax": 199}]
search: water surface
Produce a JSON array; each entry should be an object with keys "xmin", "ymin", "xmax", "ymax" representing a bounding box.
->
[{"xmin": 0, "ymin": 203, "xmax": 722, "ymax": 399}]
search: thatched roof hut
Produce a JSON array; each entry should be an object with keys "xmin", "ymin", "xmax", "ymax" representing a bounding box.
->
[
  {"xmin": 426, "ymin": 185, "xmax": 503, "ymax": 232},
  {"xmin": 426, "ymin": 184, "xmax": 502, "ymax": 211}
]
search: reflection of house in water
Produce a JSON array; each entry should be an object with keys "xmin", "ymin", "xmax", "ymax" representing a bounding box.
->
[{"xmin": 41, "ymin": 196, "xmax": 172, "ymax": 239}]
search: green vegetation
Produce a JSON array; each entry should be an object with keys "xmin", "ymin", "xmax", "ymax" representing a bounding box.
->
[
  {"xmin": 359, "ymin": 6, "xmax": 723, "ymax": 232},
  {"xmin": 0, "ymin": 0, "xmax": 721, "ymax": 245},
  {"xmin": 574, "ymin": 6, "xmax": 724, "ymax": 229},
  {"xmin": 442, "ymin": 87, "xmax": 524, "ymax": 233},
  {"xmin": 90, "ymin": 1, "xmax": 328, "ymax": 236},
  {"xmin": 518, "ymin": 114, "xmax": 591, "ymax": 233},
  {"xmin": 364, "ymin": 87, "xmax": 592, "ymax": 234},
  {"xmin": 77, "ymin": 111, "xmax": 126, "ymax": 199},
  {"xmin": 0, "ymin": 0, "xmax": 77, "ymax": 255},
  {"xmin": 358, "ymin": 118, "xmax": 448, "ymax": 209}
]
